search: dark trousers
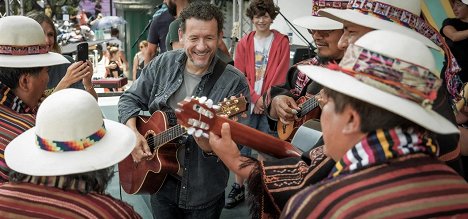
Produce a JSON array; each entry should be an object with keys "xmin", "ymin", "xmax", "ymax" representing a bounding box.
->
[{"xmin": 150, "ymin": 176, "xmax": 225, "ymax": 219}]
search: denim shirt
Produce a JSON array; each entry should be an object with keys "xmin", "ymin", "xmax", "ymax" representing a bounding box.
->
[{"xmin": 118, "ymin": 49, "xmax": 250, "ymax": 208}]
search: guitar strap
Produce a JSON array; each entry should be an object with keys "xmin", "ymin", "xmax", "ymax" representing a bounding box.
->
[
  {"xmin": 165, "ymin": 111, "xmax": 178, "ymax": 127},
  {"xmin": 201, "ymin": 59, "xmax": 227, "ymax": 97}
]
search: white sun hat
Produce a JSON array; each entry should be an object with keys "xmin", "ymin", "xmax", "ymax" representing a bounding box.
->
[
  {"xmin": 318, "ymin": 0, "xmax": 442, "ymax": 51},
  {"xmin": 292, "ymin": 0, "xmax": 348, "ymax": 30},
  {"xmin": 463, "ymin": 0, "xmax": 468, "ymax": 5},
  {"xmin": 298, "ymin": 30, "xmax": 459, "ymax": 134},
  {"xmin": 0, "ymin": 16, "xmax": 69, "ymax": 68},
  {"xmin": 6, "ymin": 89, "xmax": 136, "ymax": 176}
]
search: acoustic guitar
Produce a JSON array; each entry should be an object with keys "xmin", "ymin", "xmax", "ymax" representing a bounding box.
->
[
  {"xmin": 277, "ymin": 96, "xmax": 321, "ymax": 141},
  {"xmin": 118, "ymin": 96, "xmax": 247, "ymax": 195},
  {"xmin": 176, "ymin": 97, "xmax": 302, "ymax": 159}
]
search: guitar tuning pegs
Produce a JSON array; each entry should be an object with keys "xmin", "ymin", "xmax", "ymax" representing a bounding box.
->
[
  {"xmin": 194, "ymin": 129, "xmax": 203, "ymax": 137},
  {"xmin": 212, "ymin": 105, "xmax": 221, "ymax": 110},
  {"xmin": 202, "ymin": 133, "xmax": 209, "ymax": 138},
  {"xmin": 205, "ymin": 99, "xmax": 213, "ymax": 108},
  {"xmin": 199, "ymin": 96, "xmax": 207, "ymax": 104},
  {"xmin": 187, "ymin": 127, "xmax": 196, "ymax": 135}
]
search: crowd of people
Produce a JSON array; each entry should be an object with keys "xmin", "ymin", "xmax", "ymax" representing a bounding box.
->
[{"xmin": 0, "ymin": 0, "xmax": 468, "ymax": 218}]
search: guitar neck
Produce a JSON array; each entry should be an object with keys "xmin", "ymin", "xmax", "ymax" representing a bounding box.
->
[
  {"xmin": 150, "ymin": 125, "xmax": 186, "ymax": 149},
  {"xmin": 298, "ymin": 98, "xmax": 320, "ymax": 118},
  {"xmin": 213, "ymin": 117, "xmax": 301, "ymax": 158}
]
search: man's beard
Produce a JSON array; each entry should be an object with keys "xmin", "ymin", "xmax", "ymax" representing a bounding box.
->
[{"xmin": 167, "ymin": 1, "xmax": 177, "ymax": 17}]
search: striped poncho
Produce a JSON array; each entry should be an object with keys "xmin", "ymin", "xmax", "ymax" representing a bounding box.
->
[
  {"xmin": 0, "ymin": 82, "xmax": 36, "ymax": 183},
  {"xmin": 0, "ymin": 183, "xmax": 141, "ymax": 218},
  {"xmin": 281, "ymin": 128, "xmax": 468, "ymax": 218}
]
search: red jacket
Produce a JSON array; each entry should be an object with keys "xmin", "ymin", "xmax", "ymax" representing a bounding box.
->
[{"xmin": 234, "ymin": 30, "xmax": 290, "ymax": 103}]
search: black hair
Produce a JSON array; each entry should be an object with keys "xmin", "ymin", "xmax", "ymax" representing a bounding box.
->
[
  {"xmin": 179, "ymin": 1, "xmax": 224, "ymax": 34},
  {"xmin": 0, "ymin": 67, "xmax": 45, "ymax": 89},
  {"xmin": 246, "ymin": 0, "xmax": 280, "ymax": 20}
]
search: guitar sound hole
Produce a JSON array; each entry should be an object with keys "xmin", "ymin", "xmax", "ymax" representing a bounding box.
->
[{"xmin": 145, "ymin": 131, "xmax": 157, "ymax": 151}]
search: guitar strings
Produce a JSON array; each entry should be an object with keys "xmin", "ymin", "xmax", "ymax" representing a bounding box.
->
[{"xmin": 145, "ymin": 125, "xmax": 186, "ymax": 151}]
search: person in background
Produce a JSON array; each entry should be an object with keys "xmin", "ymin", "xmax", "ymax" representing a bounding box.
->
[
  {"xmin": 95, "ymin": 0, "xmax": 102, "ymax": 17},
  {"xmin": 0, "ymin": 89, "xmax": 141, "ymax": 218},
  {"xmin": 441, "ymin": 0, "xmax": 468, "ymax": 84},
  {"xmin": 77, "ymin": 8, "xmax": 89, "ymax": 26},
  {"xmin": 165, "ymin": 0, "xmax": 192, "ymax": 51},
  {"xmin": 118, "ymin": 2, "xmax": 250, "ymax": 218},
  {"xmin": 144, "ymin": 0, "xmax": 175, "ymax": 64},
  {"xmin": 226, "ymin": 0, "xmax": 290, "ymax": 209},
  {"xmin": 133, "ymin": 40, "xmax": 148, "ymax": 80},
  {"xmin": 28, "ymin": 12, "xmax": 97, "ymax": 99},
  {"xmin": 106, "ymin": 28, "xmax": 129, "ymax": 74},
  {"xmin": 442, "ymin": 0, "xmax": 468, "ymax": 181},
  {"xmin": 106, "ymin": 46, "xmax": 124, "ymax": 78},
  {"xmin": 0, "ymin": 16, "xmax": 70, "ymax": 183}
]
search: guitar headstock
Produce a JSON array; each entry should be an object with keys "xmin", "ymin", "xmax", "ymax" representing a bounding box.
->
[
  {"xmin": 216, "ymin": 96, "xmax": 247, "ymax": 118},
  {"xmin": 176, "ymin": 97, "xmax": 216, "ymax": 138}
]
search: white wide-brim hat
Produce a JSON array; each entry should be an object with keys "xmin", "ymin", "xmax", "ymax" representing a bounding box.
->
[
  {"xmin": 298, "ymin": 30, "xmax": 458, "ymax": 134},
  {"xmin": 293, "ymin": 16, "xmax": 343, "ymax": 30},
  {"xmin": 319, "ymin": 0, "xmax": 441, "ymax": 51},
  {"xmin": 463, "ymin": 0, "xmax": 468, "ymax": 5},
  {"xmin": 6, "ymin": 89, "xmax": 136, "ymax": 176},
  {"xmin": 0, "ymin": 16, "xmax": 69, "ymax": 68},
  {"xmin": 292, "ymin": 0, "xmax": 348, "ymax": 30}
]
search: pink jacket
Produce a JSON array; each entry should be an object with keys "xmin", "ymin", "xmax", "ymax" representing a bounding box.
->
[{"xmin": 234, "ymin": 30, "xmax": 290, "ymax": 103}]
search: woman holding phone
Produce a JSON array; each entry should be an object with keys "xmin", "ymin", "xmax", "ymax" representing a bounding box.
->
[{"xmin": 27, "ymin": 12, "xmax": 98, "ymax": 100}]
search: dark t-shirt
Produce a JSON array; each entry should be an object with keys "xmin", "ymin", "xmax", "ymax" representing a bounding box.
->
[
  {"xmin": 165, "ymin": 18, "xmax": 181, "ymax": 52},
  {"xmin": 441, "ymin": 18, "xmax": 468, "ymax": 83},
  {"xmin": 148, "ymin": 10, "xmax": 174, "ymax": 54}
]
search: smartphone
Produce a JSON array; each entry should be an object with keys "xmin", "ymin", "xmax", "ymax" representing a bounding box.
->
[{"xmin": 76, "ymin": 42, "xmax": 89, "ymax": 62}]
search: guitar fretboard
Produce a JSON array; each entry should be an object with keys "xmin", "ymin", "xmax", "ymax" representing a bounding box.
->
[
  {"xmin": 147, "ymin": 125, "xmax": 186, "ymax": 150},
  {"xmin": 297, "ymin": 98, "xmax": 319, "ymax": 118}
]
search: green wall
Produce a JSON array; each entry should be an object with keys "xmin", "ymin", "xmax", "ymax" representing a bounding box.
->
[{"xmin": 123, "ymin": 9, "xmax": 152, "ymax": 80}]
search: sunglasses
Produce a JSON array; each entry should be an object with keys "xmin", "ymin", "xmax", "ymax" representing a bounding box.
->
[{"xmin": 308, "ymin": 29, "xmax": 333, "ymax": 37}]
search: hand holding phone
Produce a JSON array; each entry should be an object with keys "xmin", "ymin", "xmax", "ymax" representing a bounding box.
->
[{"xmin": 76, "ymin": 42, "xmax": 89, "ymax": 62}]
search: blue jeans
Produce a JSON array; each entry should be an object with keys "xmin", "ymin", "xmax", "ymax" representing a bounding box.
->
[
  {"xmin": 151, "ymin": 176, "xmax": 225, "ymax": 219},
  {"xmin": 240, "ymin": 113, "xmax": 278, "ymax": 156}
]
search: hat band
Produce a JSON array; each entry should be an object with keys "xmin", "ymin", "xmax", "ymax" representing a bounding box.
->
[
  {"xmin": 312, "ymin": 0, "xmax": 348, "ymax": 16},
  {"xmin": 0, "ymin": 44, "xmax": 48, "ymax": 55},
  {"xmin": 36, "ymin": 125, "xmax": 107, "ymax": 152},
  {"xmin": 347, "ymin": 0, "xmax": 462, "ymax": 99},
  {"xmin": 347, "ymin": 0, "xmax": 443, "ymax": 46},
  {"xmin": 331, "ymin": 44, "xmax": 441, "ymax": 108}
]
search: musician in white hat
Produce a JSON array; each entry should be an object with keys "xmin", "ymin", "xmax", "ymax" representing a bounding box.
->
[
  {"xmin": 319, "ymin": 0, "xmax": 463, "ymax": 177},
  {"xmin": 0, "ymin": 89, "xmax": 139, "ymax": 218},
  {"xmin": 0, "ymin": 16, "xmax": 69, "ymax": 183}
]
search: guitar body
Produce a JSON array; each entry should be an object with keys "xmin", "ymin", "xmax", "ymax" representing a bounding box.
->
[
  {"xmin": 277, "ymin": 96, "xmax": 322, "ymax": 141},
  {"xmin": 118, "ymin": 97, "xmax": 248, "ymax": 195},
  {"xmin": 118, "ymin": 112, "xmax": 180, "ymax": 195}
]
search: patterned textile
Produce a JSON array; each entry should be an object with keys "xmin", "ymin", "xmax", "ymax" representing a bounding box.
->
[
  {"xmin": 247, "ymin": 145, "xmax": 336, "ymax": 219},
  {"xmin": 330, "ymin": 127, "xmax": 437, "ymax": 177},
  {"xmin": 0, "ymin": 82, "xmax": 36, "ymax": 183},
  {"xmin": 336, "ymin": 44, "xmax": 441, "ymax": 107},
  {"xmin": 281, "ymin": 128, "xmax": 468, "ymax": 218},
  {"xmin": 289, "ymin": 57, "xmax": 321, "ymax": 97},
  {"xmin": 281, "ymin": 154, "xmax": 468, "ymax": 218},
  {"xmin": 347, "ymin": 0, "xmax": 462, "ymax": 99},
  {"xmin": 0, "ymin": 183, "xmax": 142, "ymax": 218}
]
